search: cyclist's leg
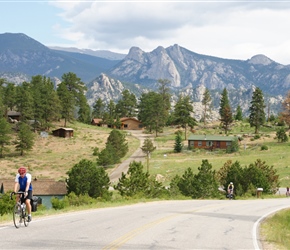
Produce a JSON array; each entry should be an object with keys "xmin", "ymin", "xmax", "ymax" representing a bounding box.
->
[{"xmin": 25, "ymin": 190, "xmax": 32, "ymax": 221}]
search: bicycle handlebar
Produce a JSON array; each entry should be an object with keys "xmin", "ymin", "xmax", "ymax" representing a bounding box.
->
[{"xmin": 10, "ymin": 191, "xmax": 26, "ymax": 200}]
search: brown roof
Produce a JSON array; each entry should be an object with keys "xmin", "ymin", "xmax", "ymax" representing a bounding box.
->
[
  {"xmin": 120, "ymin": 117, "xmax": 141, "ymax": 123},
  {"xmin": 0, "ymin": 179, "xmax": 67, "ymax": 196},
  {"xmin": 92, "ymin": 118, "xmax": 103, "ymax": 123}
]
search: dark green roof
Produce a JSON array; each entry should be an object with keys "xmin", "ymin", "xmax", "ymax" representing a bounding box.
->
[{"xmin": 188, "ymin": 134, "xmax": 235, "ymax": 141}]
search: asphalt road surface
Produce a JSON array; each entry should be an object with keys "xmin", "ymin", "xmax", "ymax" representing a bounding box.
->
[{"xmin": 1, "ymin": 198, "xmax": 289, "ymax": 250}]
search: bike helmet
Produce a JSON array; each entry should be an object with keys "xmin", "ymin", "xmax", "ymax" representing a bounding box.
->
[
  {"xmin": 18, "ymin": 167, "xmax": 26, "ymax": 175},
  {"xmin": 230, "ymin": 182, "xmax": 233, "ymax": 184}
]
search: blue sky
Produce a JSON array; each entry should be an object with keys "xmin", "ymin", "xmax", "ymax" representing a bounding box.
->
[{"xmin": 1, "ymin": 1, "xmax": 290, "ymax": 65}]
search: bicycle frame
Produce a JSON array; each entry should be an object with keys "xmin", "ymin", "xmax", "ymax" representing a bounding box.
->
[{"xmin": 10, "ymin": 191, "xmax": 30, "ymax": 228}]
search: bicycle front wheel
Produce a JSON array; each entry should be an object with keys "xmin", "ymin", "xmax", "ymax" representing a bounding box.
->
[{"xmin": 13, "ymin": 204, "xmax": 22, "ymax": 228}]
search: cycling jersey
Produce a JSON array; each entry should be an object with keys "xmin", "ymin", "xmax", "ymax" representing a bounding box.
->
[{"xmin": 15, "ymin": 173, "xmax": 33, "ymax": 191}]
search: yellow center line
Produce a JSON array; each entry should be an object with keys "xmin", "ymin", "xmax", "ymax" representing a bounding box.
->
[{"xmin": 102, "ymin": 201, "xmax": 240, "ymax": 250}]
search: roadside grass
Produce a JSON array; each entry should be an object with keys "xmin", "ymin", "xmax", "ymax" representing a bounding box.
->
[{"xmin": 260, "ymin": 208, "xmax": 290, "ymax": 250}]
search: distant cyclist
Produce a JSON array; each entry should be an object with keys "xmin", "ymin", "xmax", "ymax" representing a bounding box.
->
[
  {"xmin": 14, "ymin": 167, "xmax": 33, "ymax": 222},
  {"xmin": 286, "ymin": 187, "xmax": 289, "ymax": 197},
  {"xmin": 227, "ymin": 182, "xmax": 234, "ymax": 196}
]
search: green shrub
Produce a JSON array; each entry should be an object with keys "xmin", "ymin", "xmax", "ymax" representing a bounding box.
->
[
  {"xmin": 261, "ymin": 145, "xmax": 268, "ymax": 150},
  {"xmin": 51, "ymin": 197, "xmax": 68, "ymax": 210}
]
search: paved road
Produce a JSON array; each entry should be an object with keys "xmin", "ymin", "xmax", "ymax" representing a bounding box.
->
[
  {"xmin": 1, "ymin": 198, "xmax": 289, "ymax": 249},
  {"xmin": 109, "ymin": 130, "xmax": 155, "ymax": 183}
]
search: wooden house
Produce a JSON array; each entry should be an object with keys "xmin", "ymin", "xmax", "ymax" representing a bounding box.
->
[
  {"xmin": 91, "ymin": 118, "xmax": 104, "ymax": 126},
  {"xmin": 52, "ymin": 128, "xmax": 74, "ymax": 138},
  {"xmin": 188, "ymin": 134, "xmax": 235, "ymax": 150},
  {"xmin": 0, "ymin": 179, "xmax": 67, "ymax": 209},
  {"xmin": 91, "ymin": 117, "xmax": 143, "ymax": 130},
  {"xmin": 120, "ymin": 117, "xmax": 143, "ymax": 130},
  {"xmin": 7, "ymin": 111, "xmax": 21, "ymax": 122}
]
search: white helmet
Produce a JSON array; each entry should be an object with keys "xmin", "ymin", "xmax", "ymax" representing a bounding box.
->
[{"xmin": 230, "ymin": 182, "xmax": 233, "ymax": 184}]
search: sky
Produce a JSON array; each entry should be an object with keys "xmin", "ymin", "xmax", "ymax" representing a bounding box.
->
[{"xmin": 1, "ymin": 0, "xmax": 290, "ymax": 65}]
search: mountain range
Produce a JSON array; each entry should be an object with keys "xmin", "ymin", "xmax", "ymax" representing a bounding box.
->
[{"xmin": 1, "ymin": 32, "xmax": 289, "ymax": 119}]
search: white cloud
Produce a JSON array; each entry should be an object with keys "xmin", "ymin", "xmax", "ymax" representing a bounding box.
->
[{"xmin": 49, "ymin": 1, "xmax": 290, "ymax": 64}]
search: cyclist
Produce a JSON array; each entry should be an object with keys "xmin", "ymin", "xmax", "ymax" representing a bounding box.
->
[
  {"xmin": 227, "ymin": 182, "xmax": 234, "ymax": 196},
  {"xmin": 286, "ymin": 187, "xmax": 289, "ymax": 197},
  {"xmin": 14, "ymin": 167, "xmax": 33, "ymax": 222}
]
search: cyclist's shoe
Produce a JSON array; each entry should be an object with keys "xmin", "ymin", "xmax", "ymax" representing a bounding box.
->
[{"xmin": 27, "ymin": 215, "xmax": 32, "ymax": 222}]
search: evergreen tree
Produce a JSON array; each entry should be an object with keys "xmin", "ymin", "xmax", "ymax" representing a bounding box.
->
[
  {"xmin": 138, "ymin": 91, "xmax": 167, "ymax": 136},
  {"xmin": 30, "ymin": 75, "xmax": 61, "ymax": 130},
  {"xmin": 115, "ymin": 89, "xmax": 137, "ymax": 118},
  {"xmin": 141, "ymin": 138, "xmax": 156, "ymax": 172},
  {"xmin": 3, "ymin": 82, "xmax": 16, "ymax": 111},
  {"xmin": 202, "ymin": 87, "xmax": 212, "ymax": 125},
  {"xmin": 15, "ymin": 82, "xmax": 34, "ymax": 121},
  {"xmin": 174, "ymin": 131, "xmax": 183, "ymax": 153},
  {"xmin": 157, "ymin": 78, "xmax": 171, "ymax": 122},
  {"xmin": 78, "ymin": 94, "xmax": 91, "ymax": 124},
  {"xmin": 57, "ymin": 82, "xmax": 75, "ymax": 127},
  {"xmin": 280, "ymin": 90, "xmax": 290, "ymax": 128},
  {"xmin": 219, "ymin": 88, "xmax": 233, "ymax": 135},
  {"xmin": 276, "ymin": 127, "xmax": 288, "ymax": 142},
  {"xmin": 15, "ymin": 122, "xmax": 35, "ymax": 156},
  {"xmin": 249, "ymin": 87, "xmax": 266, "ymax": 134},
  {"xmin": 57, "ymin": 72, "xmax": 88, "ymax": 126},
  {"xmin": 235, "ymin": 105, "xmax": 243, "ymax": 121},
  {"xmin": 106, "ymin": 129, "xmax": 128, "ymax": 159},
  {"xmin": 173, "ymin": 95, "xmax": 196, "ymax": 140},
  {"xmin": 92, "ymin": 98, "xmax": 105, "ymax": 118},
  {"xmin": 104, "ymin": 100, "xmax": 116, "ymax": 127},
  {"xmin": 97, "ymin": 129, "xmax": 128, "ymax": 166},
  {"xmin": 0, "ymin": 117, "xmax": 12, "ymax": 157},
  {"xmin": 66, "ymin": 159, "xmax": 111, "ymax": 199}
]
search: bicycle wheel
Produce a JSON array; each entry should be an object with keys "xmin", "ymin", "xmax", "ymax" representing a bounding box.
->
[
  {"xmin": 13, "ymin": 203, "xmax": 22, "ymax": 228},
  {"xmin": 23, "ymin": 211, "xmax": 29, "ymax": 227}
]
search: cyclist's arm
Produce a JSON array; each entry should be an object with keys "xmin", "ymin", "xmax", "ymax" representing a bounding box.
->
[{"xmin": 14, "ymin": 176, "xmax": 19, "ymax": 193}]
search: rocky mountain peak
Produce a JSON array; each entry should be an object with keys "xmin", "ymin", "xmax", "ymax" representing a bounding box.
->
[
  {"xmin": 248, "ymin": 54, "xmax": 274, "ymax": 65},
  {"xmin": 126, "ymin": 46, "xmax": 145, "ymax": 62}
]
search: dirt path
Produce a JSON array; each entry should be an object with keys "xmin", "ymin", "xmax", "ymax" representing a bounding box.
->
[{"xmin": 109, "ymin": 130, "xmax": 155, "ymax": 184}]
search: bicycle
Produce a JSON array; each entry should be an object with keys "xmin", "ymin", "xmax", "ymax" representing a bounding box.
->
[{"xmin": 10, "ymin": 191, "xmax": 30, "ymax": 228}]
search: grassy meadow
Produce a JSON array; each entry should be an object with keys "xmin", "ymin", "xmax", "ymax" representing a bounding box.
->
[
  {"xmin": 150, "ymin": 122, "xmax": 290, "ymax": 188},
  {"xmin": 0, "ymin": 121, "xmax": 140, "ymax": 180}
]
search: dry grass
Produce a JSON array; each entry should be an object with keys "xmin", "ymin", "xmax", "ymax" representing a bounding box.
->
[{"xmin": 0, "ymin": 121, "xmax": 139, "ymax": 181}]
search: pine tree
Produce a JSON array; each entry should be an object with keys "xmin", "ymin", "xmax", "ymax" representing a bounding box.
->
[
  {"xmin": 202, "ymin": 88, "xmax": 212, "ymax": 125},
  {"xmin": 138, "ymin": 91, "xmax": 167, "ymax": 136},
  {"xmin": 115, "ymin": 89, "xmax": 137, "ymax": 118},
  {"xmin": 0, "ymin": 117, "xmax": 12, "ymax": 157},
  {"xmin": 15, "ymin": 122, "xmax": 35, "ymax": 156},
  {"xmin": 219, "ymin": 88, "xmax": 233, "ymax": 135},
  {"xmin": 173, "ymin": 95, "xmax": 197, "ymax": 140},
  {"xmin": 249, "ymin": 87, "xmax": 266, "ymax": 134},
  {"xmin": 92, "ymin": 98, "xmax": 105, "ymax": 118},
  {"xmin": 235, "ymin": 105, "xmax": 243, "ymax": 121},
  {"xmin": 280, "ymin": 90, "xmax": 290, "ymax": 128},
  {"xmin": 141, "ymin": 138, "xmax": 156, "ymax": 172},
  {"xmin": 174, "ymin": 131, "xmax": 183, "ymax": 153}
]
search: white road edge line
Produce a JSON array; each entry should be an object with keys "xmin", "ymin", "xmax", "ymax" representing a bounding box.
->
[{"xmin": 252, "ymin": 206, "xmax": 290, "ymax": 250}]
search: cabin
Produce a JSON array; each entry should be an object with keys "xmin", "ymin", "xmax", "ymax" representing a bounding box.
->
[
  {"xmin": 0, "ymin": 179, "xmax": 67, "ymax": 209},
  {"xmin": 91, "ymin": 118, "xmax": 104, "ymax": 126},
  {"xmin": 120, "ymin": 117, "xmax": 143, "ymax": 130},
  {"xmin": 91, "ymin": 117, "xmax": 143, "ymax": 130},
  {"xmin": 188, "ymin": 134, "xmax": 235, "ymax": 150},
  {"xmin": 7, "ymin": 111, "xmax": 21, "ymax": 123},
  {"xmin": 52, "ymin": 128, "xmax": 74, "ymax": 138}
]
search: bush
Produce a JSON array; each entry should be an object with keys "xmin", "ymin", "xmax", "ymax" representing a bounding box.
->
[
  {"xmin": 261, "ymin": 145, "xmax": 268, "ymax": 150},
  {"xmin": 66, "ymin": 159, "xmax": 112, "ymax": 199},
  {"xmin": 114, "ymin": 161, "xmax": 167, "ymax": 198},
  {"xmin": 0, "ymin": 192, "xmax": 14, "ymax": 215},
  {"xmin": 51, "ymin": 197, "xmax": 68, "ymax": 210}
]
